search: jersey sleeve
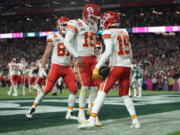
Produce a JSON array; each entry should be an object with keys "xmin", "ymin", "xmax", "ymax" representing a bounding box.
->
[
  {"xmin": 66, "ymin": 20, "xmax": 78, "ymax": 32},
  {"xmin": 102, "ymin": 30, "xmax": 112, "ymax": 39}
]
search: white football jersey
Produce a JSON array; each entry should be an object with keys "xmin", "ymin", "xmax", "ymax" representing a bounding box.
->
[
  {"xmin": 47, "ymin": 32, "xmax": 71, "ymax": 66},
  {"xmin": 66, "ymin": 19, "xmax": 97, "ymax": 56},
  {"xmin": 18, "ymin": 62, "xmax": 27, "ymax": 74},
  {"xmin": 8, "ymin": 62, "xmax": 18, "ymax": 75},
  {"xmin": 102, "ymin": 28, "xmax": 132, "ymax": 67}
]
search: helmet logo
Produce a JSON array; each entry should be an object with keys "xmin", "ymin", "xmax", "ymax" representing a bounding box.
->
[{"xmin": 87, "ymin": 7, "xmax": 94, "ymax": 13}]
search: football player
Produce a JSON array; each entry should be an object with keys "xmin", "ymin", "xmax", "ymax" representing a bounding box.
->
[
  {"xmin": 17, "ymin": 58, "xmax": 28, "ymax": 95},
  {"xmin": 26, "ymin": 16, "xmax": 78, "ymax": 120},
  {"xmin": 136, "ymin": 64, "xmax": 144, "ymax": 97},
  {"xmin": 64, "ymin": 4, "xmax": 102, "ymax": 126},
  {"xmin": 28, "ymin": 61, "xmax": 37, "ymax": 94},
  {"xmin": 78, "ymin": 11, "xmax": 140, "ymax": 129},
  {"xmin": 7, "ymin": 58, "xmax": 19, "ymax": 96}
]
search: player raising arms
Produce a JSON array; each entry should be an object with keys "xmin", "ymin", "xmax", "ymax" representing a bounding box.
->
[
  {"xmin": 64, "ymin": 4, "xmax": 102, "ymax": 125},
  {"xmin": 79, "ymin": 11, "xmax": 141, "ymax": 129},
  {"xmin": 26, "ymin": 16, "xmax": 78, "ymax": 120}
]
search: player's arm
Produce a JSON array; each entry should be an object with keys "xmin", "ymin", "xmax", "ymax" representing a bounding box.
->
[
  {"xmin": 92, "ymin": 38, "xmax": 113, "ymax": 79},
  {"xmin": 64, "ymin": 30, "xmax": 79, "ymax": 58},
  {"xmin": 95, "ymin": 38, "xmax": 113, "ymax": 69},
  {"xmin": 41, "ymin": 41, "xmax": 53, "ymax": 69}
]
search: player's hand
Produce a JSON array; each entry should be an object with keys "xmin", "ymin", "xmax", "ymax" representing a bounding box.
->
[
  {"xmin": 92, "ymin": 68, "xmax": 102, "ymax": 80},
  {"xmin": 76, "ymin": 57, "xmax": 83, "ymax": 67}
]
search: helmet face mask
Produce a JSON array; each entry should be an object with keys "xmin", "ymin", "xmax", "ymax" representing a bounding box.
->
[
  {"xmin": 56, "ymin": 17, "xmax": 69, "ymax": 34},
  {"xmin": 101, "ymin": 11, "xmax": 120, "ymax": 30}
]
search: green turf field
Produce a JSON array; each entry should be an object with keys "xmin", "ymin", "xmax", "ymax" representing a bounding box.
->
[{"xmin": 0, "ymin": 87, "xmax": 180, "ymax": 135}]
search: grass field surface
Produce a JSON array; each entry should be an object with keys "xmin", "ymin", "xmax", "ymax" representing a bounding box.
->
[{"xmin": 0, "ymin": 87, "xmax": 180, "ymax": 135}]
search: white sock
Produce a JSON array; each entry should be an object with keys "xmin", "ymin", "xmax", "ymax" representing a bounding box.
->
[
  {"xmin": 89, "ymin": 87, "xmax": 98, "ymax": 107},
  {"xmin": 8, "ymin": 86, "xmax": 13, "ymax": 94},
  {"xmin": 32, "ymin": 92, "xmax": 45, "ymax": 108},
  {"xmin": 133, "ymin": 86, "xmax": 136, "ymax": 96},
  {"xmin": 122, "ymin": 96, "xmax": 136, "ymax": 116},
  {"xmin": 91, "ymin": 91, "xmax": 106, "ymax": 115},
  {"xmin": 22, "ymin": 85, "xmax": 26, "ymax": 95},
  {"xmin": 14, "ymin": 85, "xmax": 18, "ymax": 95},
  {"xmin": 67, "ymin": 94, "xmax": 76, "ymax": 113},
  {"xmin": 52, "ymin": 86, "xmax": 57, "ymax": 94},
  {"xmin": 78, "ymin": 86, "xmax": 88, "ymax": 117}
]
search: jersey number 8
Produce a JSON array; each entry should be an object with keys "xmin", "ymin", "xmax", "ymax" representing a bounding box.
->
[{"xmin": 57, "ymin": 43, "xmax": 70, "ymax": 56}]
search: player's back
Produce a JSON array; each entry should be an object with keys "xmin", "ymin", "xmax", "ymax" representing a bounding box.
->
[
  {"xmin": 102, "ymin": 28, "xmax": 132, "ymax": 67},
  {"xmin": 67, "ymin": 19, "xmax": 97, "ymax": 56},
  {"xmin": 47, "ymin": 32, "xmax": 71, "ymax": 66}
]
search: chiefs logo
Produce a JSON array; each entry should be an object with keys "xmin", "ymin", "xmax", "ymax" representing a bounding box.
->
[{"xmin": 87, "ymin": 7, "xmax": 94, "ymax": 13}]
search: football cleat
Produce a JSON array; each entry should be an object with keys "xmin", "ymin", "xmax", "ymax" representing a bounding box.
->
[
  {"xmin": 25, "ymin": 113, "xmax": 33, "ymax": 119},
  {"xmin": 65, "ymin": 112, "xmax": 78, "ymax": 120},
  {"xmin": 95, "ymin": 116, "xmax": 103, "ymax": 127},
  {"xmin": 78, "ymin": 119, "xmax": 95, "ymax": 129},
  {"xmin": 7, "ymin": 91, "xmax": 11, "ymax": 96},
  {"xmin": 12, "ymin": 93, "xmax": 18, "ymax": 96},
  {"xmin": 130, "ymin": 118, "xmax": 141, "ymax": 128},
  {"xmin": 78, "ymin": 117, "xmax": 87, "ymax": 124}
]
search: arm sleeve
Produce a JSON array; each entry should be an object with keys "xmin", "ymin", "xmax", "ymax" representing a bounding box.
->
[
  {"xmin": 95, "ymin": 38, "xmax": 113, "ymax": 69},
  {"xmin": 64, "ymin": 30, "xmax": 80, "ymax": 58}
]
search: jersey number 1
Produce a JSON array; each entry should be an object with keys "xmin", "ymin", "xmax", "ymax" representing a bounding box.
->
[
  {"xmin": 117, "ymin": 35, "xmax": 130, "ymax": 56},
  {"xmin": 83, "ymin": 32, "xmax": 96, "ymax": 47}
]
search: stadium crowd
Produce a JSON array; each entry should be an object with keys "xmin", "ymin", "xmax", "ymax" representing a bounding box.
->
[
  {"xmin": 0, "ymin": 0, "xmax": 165, "ymax": 12},
  {"xmin": 0, "ymin": 5, "xmax": 179, "ymax": 33},
  {"xmin": 0, "ymin": 33, "xmax": 179, "ymax": 91}
]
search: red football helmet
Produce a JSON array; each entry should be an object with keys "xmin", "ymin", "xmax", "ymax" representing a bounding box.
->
[
  {"xmin": 82, "ymin": 4, "xmax": 101, "ymax": 25},
  {"xmin": 11, "ymin": 58, "xmax": 16, "ymax": 63},
  {"xmin": 56, "ymin": 16, "xmax": 69, "ymax": 34},
  {"xmin": 101, "ymin": 11, "xmax": 120, "ymax": 29}
]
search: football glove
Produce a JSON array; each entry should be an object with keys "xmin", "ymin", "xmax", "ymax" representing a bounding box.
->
[{"xmin": 92, "ymin": 68, "xmax": 102, "ymax": 80}]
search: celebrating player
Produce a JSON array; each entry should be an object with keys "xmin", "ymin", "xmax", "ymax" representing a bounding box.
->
[
  {"xmin": 26, "ymin": 16, "xmax": 78, "ymax": 120},
  {"xmin": 64, "ymin": 4, "xmax": 102, "ymax": 125},
  {"xmin": 7, "ymin": 58, "xmax": 19, "ymax": 96},
  {"xmin": 78, "ymin": 11, "xmax": 141, "ymax": 129}
]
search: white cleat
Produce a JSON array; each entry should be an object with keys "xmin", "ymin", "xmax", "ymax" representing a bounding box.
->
[
  {"xmin": 130, "ymin": 119, "xmax": 141, "ymax": 128},
  {"xmin": 65, "ymin": 112, "xmax": 78, "ymax": 120},
  {"xmin": 78, "ymin": 120, "xmax": 95, "ymax": 129},
  {"xmin": 7, "ymin": 91, "xmax": 11, "ymax": 96},
  {"xmin": 25, "ymin": 113, "xmax": 32, "ymax": 119},
  {"xmin": 95, "ymin": 116, "xmax": 103, "ymax": 127},
  {"xmin": 78, "ymin": 117, "xmax": 87, "ymax": 124},
  {"xmin": 13, "ymin": 93, "xmax": 18, "ymax": 96}
]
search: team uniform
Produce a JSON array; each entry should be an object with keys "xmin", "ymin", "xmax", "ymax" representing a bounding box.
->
[
  {"xmin": 136, "ymin": 65, "xmax": 144, "ymax": 97},
  {"xmin": 98, "ymin": 29, "xmax": 132, "ymax": 96},
  {"xmin": 18, "ymin": 61, "xmax": 27, "ymax": 95},
  {"xmin": 66, "ymin": 19, "xmax": 98, "ymax": 87},
  {"xmin": 78, "ymin": 11, "xmax": 140, "ymax": 129},
  {"xmin": 28, "ymin": 63, "xmax": 37, "ymax": 93},
  {"xmin": 7, "ymin": 62, "xmax": 19, "ymax": 96},
  {"xmin": 26, "ymin": 29, "xmax": 78, "ymax": 120},
  {"xmin": 45, "ymin": 32, "xmax": 77, "ymax": 94},
  {"xmin": 65, "ymin": 18, "xmax": 102, "ymax": 125}
]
